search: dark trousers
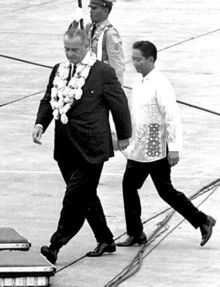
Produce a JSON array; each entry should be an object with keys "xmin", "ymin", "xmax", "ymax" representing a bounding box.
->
[
  {"xmin": 50, "ymin": 159, "xmax": 113, "ymax": 250},
  {"xmin": 122, "ymin": 158, "xmax": 207, "ymax": 236}
]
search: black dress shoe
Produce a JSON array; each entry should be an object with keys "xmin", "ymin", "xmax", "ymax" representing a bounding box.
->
[
  {"xmin": 200, "ymin": 216, "xmax": 216, "ymax": 246},
  {"xmin": 116, "ymin": 231, "xmax": 147, "ymax": 247},
  {"xmin": 41, "ymin": 245, "xmax": 58, "ymax": 264},
  {"xmin": 86, "ymin": 242, "xmax": 116, "ymax": 257}
]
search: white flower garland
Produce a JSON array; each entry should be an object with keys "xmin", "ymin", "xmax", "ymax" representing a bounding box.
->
[{"xmin": 50, "ymin": 51, "xmax": 96, "ymax": 124}]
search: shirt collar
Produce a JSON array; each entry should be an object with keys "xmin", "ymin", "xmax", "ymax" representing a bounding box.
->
[
  {"xmin": 95, "ymin": 19, "xmax": 109, "ymax": 28},
  {"xmin": 142, "ymin": 67, "xmax": 156, "ymax": 82}
]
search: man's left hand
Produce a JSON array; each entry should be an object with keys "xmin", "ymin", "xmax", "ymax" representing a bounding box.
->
[
  {"xmin": 118, "ymin": 139, "xmax": 129, "ymax": 151},
  {"xmin": 168, "ymin": 151, "xmax": 179, "ymax": 167}
]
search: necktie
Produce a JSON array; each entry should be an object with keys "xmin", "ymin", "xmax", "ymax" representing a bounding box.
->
[
  {"xmin": 70, "ymin": 64, "xmax": 76, "ymax": 79},
  {"xmin": 91, "ymin": 24, "xmax": 96, "ymax": 38},
  {"xmin": 67, "ymin": 64, "xmax": 76, "ymax": 83}
]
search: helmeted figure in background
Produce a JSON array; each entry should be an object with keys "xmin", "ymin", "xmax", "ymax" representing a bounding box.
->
[{"xmin": 70, "ymin": 0, "xmax": 125, "ymax": 86}]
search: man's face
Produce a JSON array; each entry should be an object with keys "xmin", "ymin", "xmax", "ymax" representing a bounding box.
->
[
  {"xmin": 64, "ymin": 35, "xmax": 87, "ymax": 64},
  {"xmin": 90, "ymin": 6, "xmax": 108, "ymax": 23},
  {"xmin": 132, "ymin": 49, "xmax": 153, "ymax": 76}
]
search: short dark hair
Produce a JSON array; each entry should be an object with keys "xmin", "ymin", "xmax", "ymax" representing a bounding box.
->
[
  {"xmin": 133, "ymin": 41, "xmax": 157, "ymax": 61},
  {"xmin": 105, "ymin": 4, "xmax": 112, "ymax": 13},
  {"xmin": 64, "ymin": 28, "xmax": 88, "ymax": 46}
]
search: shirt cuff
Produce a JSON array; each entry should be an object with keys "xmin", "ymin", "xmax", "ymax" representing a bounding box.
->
[
  {"xmin": 168, "ymin": 142, "xmax": 182, "ymax": 152},
  {"xmin": 35, "ymin": 124, "xmax": 43, "ymax": 129}
]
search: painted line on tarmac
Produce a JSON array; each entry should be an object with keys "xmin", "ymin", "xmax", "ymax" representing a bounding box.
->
[{"xmin": 0, "ymin": 170, "xmax": 217, "ymax": 179}]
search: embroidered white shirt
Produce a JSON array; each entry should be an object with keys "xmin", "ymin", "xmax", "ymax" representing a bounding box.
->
[{"xmin": 124, "ymin": 68, "xmax": 182, "ymax": 162}]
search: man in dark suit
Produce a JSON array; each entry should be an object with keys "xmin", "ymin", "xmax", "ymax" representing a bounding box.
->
[{"xmin": 32, "ymin": 28, "xmax": 131, "ymax": 264}]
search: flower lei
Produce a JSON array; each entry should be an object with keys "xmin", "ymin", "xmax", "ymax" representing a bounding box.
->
[{"xmin": 50, "ymin": 51, "xmax": 96, "ymax": 124}]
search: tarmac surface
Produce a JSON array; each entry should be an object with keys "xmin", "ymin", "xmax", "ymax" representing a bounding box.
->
[{"xmin": 0, "ymin": 0, "xmax": 220, "ymax": 286}]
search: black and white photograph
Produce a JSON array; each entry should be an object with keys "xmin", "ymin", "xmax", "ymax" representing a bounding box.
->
[{"xmin": 0, "ymin": 0, "xmax": 219, "ymax": 286}]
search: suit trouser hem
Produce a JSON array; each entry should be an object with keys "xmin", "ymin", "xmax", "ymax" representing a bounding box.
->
[
  {"xmin": 50, "ymin": 160, "xmax": 113, "ymax": 249},
  {"xmin": 122, "ymin": 158, "xmax": 207, "ymax": 235}
]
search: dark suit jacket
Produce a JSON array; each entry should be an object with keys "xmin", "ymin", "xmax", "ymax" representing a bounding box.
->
[{"xmin": 35, "ymin": 60, "xmax": 131, "ymax": 164}]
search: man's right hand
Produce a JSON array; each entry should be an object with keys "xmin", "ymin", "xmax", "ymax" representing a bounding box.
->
[
  {"xmin": 118, "ymin": 138, "xmax": 129, "ymax": 151},
  {"xmin": 168, "ymin": 151, "xmax": 179, "ymax": 167},
  {"xmin": 32, "ymin": 125, "xmax": 43, "ymax": 145}
]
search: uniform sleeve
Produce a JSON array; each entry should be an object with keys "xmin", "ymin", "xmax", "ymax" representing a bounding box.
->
[
  {"xmin": 105, "ymin": 28, "xmax": 125, "ymax": 86},
  {"xmin": 156, "ymin": 77, "xmax": 183, "ymax": 151},
  {"xmin": 35, "ymin": 64, "xmax": 59, "ymax": 132},
  {"xmin": 102, "ymin": 65, "xmax": 131, "ymax": 140}
]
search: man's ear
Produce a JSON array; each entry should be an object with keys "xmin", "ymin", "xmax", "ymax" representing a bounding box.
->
[
  {"xmin": 104, "ymin": 7, "xmax": 110, "ymax": 16},
  {"xmin": 149, "ymin": 56, "xmax": 155, "ymax": 63}
]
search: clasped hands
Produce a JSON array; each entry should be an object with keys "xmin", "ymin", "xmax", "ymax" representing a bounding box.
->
[
  {"xmin": 112, "ymin": 133, "xmax": 129, "ymax": 151},
  {"xmin": 33, "ymin": 126, "xmax": 130, "ymax": 151}
]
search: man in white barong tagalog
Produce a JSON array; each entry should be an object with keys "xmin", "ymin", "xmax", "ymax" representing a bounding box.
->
[{"xmin": 116, "ymin": 40, "xmax": 216, "ymax": 247}]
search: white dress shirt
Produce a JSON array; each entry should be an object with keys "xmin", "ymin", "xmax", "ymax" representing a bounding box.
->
[{"xmin": 124, "ymin": 68, "xmax": 182, "ymax": 162}]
